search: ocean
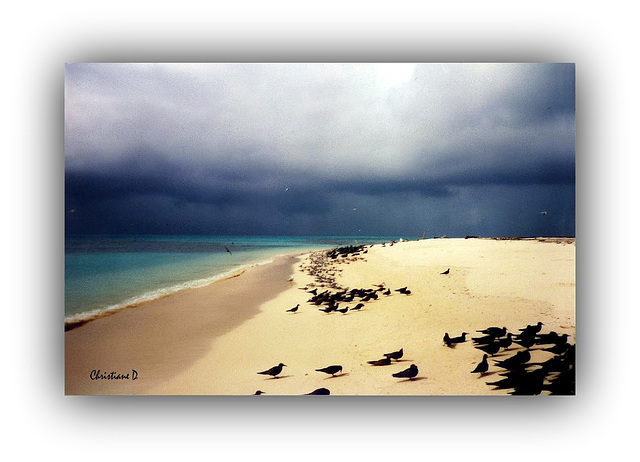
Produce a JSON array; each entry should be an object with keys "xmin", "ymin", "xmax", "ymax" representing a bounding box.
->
[{"xmin": 65, "ymin": 235, "xmax": 397, "ymax": 326}]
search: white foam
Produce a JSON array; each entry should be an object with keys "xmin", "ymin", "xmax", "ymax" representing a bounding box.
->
[{"xmin": 65, "ymin": 257, "xmax": 278, "ymax": 326}]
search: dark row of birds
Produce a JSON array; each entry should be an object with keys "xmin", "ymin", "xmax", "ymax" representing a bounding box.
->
[
  {"xmin": 445, "ymin": 321, "xmax": 575, "ymax": 395},
  {"xmin": 255, "ymin": 348, "xmax": 419, "ymax": 395}
]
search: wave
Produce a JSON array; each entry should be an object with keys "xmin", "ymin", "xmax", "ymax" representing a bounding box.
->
[{"xmin": 64, "ymin": 256, "xmax": 282, "ymax": 330}]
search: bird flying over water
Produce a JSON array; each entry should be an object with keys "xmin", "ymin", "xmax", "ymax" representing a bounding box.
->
[{"xmin": 224, "ymin": 246, "xmax": 232, "ymax": 255}]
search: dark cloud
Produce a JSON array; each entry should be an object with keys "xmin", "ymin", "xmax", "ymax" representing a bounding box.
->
[{"xmin": 65, "ymin": 63, "xmax": 575, "ymax": 237}]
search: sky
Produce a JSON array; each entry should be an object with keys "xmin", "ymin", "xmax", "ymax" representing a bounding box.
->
[{"xmin": 64, "ymin": 63, "xmax": 575, "ymax": 237}]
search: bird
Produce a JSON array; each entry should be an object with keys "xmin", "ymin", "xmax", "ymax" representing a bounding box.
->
[
  {"xmin": 224, "ymin": 246, "xmax": 232, "ymax": 255},
  {"xmin": 351, "ymin": 303, "xmax": 364, "ymax": 311},
  {"xmin": 476, "ymin": 326, "xmax": 507, "ymax": 337},
  {"xmin": 394, "ymin": 287, "xmax": 409, "ymax": 293},
  {"xmin": 336, "ymin": 307, "xmax": 349, "ymax": 314},
  {"xmin": 471, "ymin": 354, "xmax": 489, "ymax": 375},
  {"xmin": 441, "ymin": 268, "xmax": 450, "ymax": 275},
  {"xmin": 475, "ymin": 341, "xmax": 501, "ymax": 355},
  {"xmin": 519, "ymin": 322, "xmax": 544, "ymax": 335},
  {"xmin": 498, "ymin": 333, "xmax": 513, "ymax": 349},
  {"xmin": 383, "ymin": 348, "xmax": 404, "ymax": 361},
  {"xmin": 449, "ymin": 332, "xmax": 468, "ymax": 344},
  {"xmin": 494, "ymin": 351, "xmax": 531, "ymax": 370},
  {"xmin": 306, "ymin": 387, "xmax": 331, "ymax": 395},
  {"xmin": 254, "ymin": 390, "xmax": 265, "ymax": 395},
  {"xmin": 315, "ymin": 365, "xmax": 343, "ymax": 377},
  {"xmin": 392, "ymin": 364, "xmax": 419, "ymax": 380},
  {"xmin": 472, "ymin": 334, "xmax": 498, "ymax": 345},
  {"xmin": 443, "ymin": 333, "xmax": 453, "ymax": 347},
  {"xmin": 286, "ymin": 304, "xmax": 299, "ymax": 313},
  {"xmin": 257, "ymin": 363, "xmax": 286, "ymax": 378},
  {"xmin": 367, "ymin": 357, "xmax": 392, "ymax": 366},
  {"xmin": 383, "ymin": 288, "xmax": 391, "ymax": 295}
]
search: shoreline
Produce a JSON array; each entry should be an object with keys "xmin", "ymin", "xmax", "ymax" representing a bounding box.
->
[
  {"xmin": 65, "ymin": 237, "xmax": 575, "ymax": 395},
  {"xmin": 64, "ymin": 253, "xmax": 304, "ymax": 395}
]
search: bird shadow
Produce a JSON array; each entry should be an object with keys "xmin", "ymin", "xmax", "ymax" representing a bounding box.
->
[
  {"xmin": 477, "ymin": 371, "xmax": 499, "ymax": 378},
  {"xmin": 267, "ymin": 374, "xmax": 293, "ymax": 380},
  {"xmin": 397, "ymin": 376, "xmax": 427, "ymax": 382},
  {"xmin": 325, "ymin": 372, "xmax": 350, "ymax": 379}
]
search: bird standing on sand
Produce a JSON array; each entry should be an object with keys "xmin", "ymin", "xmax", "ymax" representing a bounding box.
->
[
  {"xmin": 315, "ymin": 365, "xmax": 343, "ymax": 377},
  {"xmin": 257, "ymin": 363, "xmax": 286, "ymax": 378},
  {"xmin": 441, "ymin": 268, "xmax": 450, "ymax": 275},
  {"xmin": 367, "ymin": 357, "xmax": 392, "ymax": 366},
  {"xmin": 449, "ymin": 332, "xmax": 468, "ymax": 344},
  {"xmin": 392, "ymin": 364, "xmax": 419, "ymax": 380},
  {"xmin": 351, "ymin": 303, "xmax": 364, "ymax": 311},
  {"xmin": 286, "ymin": 304, "xmax": 299, "ymax": 313},
  {"xmin": 475, "ymin": 341, "xmax": 501, "ymax": 356},
  {"xmin": 477, "ymin": 326, "xmax": 507, "ymax": 337},
  {"xmin": 471, "ymin": 354, "xmax": 489, "ymax": 375},
  {"xmin": 443, "ymin": 333, "xmax": 453, "ymax": 347},
  {"xmin": 306, "ymin": 388, "xmax": 331, "ymax": 395},
  {"xmin": 336, "ymin": 307, "xmax": 349, "ymax": 314},
  {"xmin": 383, "ymin": 348, "xmax": 404, "ymax": 361}
]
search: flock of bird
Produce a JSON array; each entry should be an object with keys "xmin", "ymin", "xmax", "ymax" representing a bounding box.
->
[
  {"xmin": 255, "ymin": 244, "xmax": 575, "ymax": 396},
  {"xmin": 445, "ymin": 321, "xmax": 575, "ymax": 395}
]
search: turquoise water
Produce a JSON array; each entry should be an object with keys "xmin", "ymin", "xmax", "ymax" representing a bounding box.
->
[{"xmin": 65, "ymin": 235, "xmax": 396, "ymax": 323}]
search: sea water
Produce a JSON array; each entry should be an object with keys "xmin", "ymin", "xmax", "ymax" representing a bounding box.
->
[{"xmin": 65, "ymin": 235, "xmax": 397, "ymax": 325}]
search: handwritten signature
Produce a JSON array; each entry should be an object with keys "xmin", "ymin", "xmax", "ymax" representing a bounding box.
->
[{"xmin": 90, "ymin": 369, "xmax": 138, "ymax": 381}]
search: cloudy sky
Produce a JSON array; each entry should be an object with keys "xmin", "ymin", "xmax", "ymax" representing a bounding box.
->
[{"xmin": 65, "ymin": 63, "xmax": 574, "ymax": 237}]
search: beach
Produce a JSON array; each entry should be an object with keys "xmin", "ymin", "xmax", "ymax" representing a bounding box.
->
[{"xmin": 65, "ymin": 238, "xmax": 575, "ymax": 396}]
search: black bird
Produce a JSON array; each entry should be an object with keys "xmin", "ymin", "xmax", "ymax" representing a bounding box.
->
[
  {"xmin": 519, "ymin": 321, "xmax": 544, "ymax": 335},
  {"xmin": 449, "ymin": 332, "xmax": 468, "ymax": 344},
  {"xmin": 542, "ymin": 342, "xmax": 571, "ymax": 355},
  {"xmin": 395, "ymin": 287, "xmax": 411, "ymax": 295},
  {"xmin": 254, "ymin": 390, "xmax": 265, "ymax": 395},
  {"xmin": 225, "ymin": 246, "xmax": 232, "ymax": 255},
  {"xmin": 316, "ymin": 365, "xmax": 343, "ymax": 377},
  {"xmin": 367, "ymin": 357, "xmax": 392, "ymax": 366},
  {"xmin": 392, "ymin": 364, "xmax": 419, "ymax": 380},
  {"xmin": 471, "ymin": 354, "xmax": 489, "ymax": 375},
  {"xmin": 306, "ymin": 387, "xmax": 331, "ymax": 395},
  {"xmin": 472, "ymin": 334, "xmax": 498, "ymax": 345},
  {"xmin": 351, "ymin": 303, "xmax": 364, "ymax": 311},
  {"xmin": 383, "ymin": 289, "xmax": 391, "ymax": 295},
  {"xmin": 443, "ymin": 333, "xmax": 453, "ymax": 347},
  {"xmin": 257, "ymin": 363, "xmax": 286, "ymax": 378},
  {"xmin": 494, "ymin": 350, "xmax": 531, "ymax": 370},
  {"xmin": 336, "ymin": 307, "xmax": 349, "ymax": 314},
  {"xmin": 476, "ymin": 326, "xmax": 507, "ymax": 337},
  {"xmin": 383, "ymin": 348, "xmax": 404, "ymax": 361},
  {"xmin": 286, "ymin": 304, "xmax": 299, "ymax": 313},
  {"xmin": 498, "ymin": 333, "xmax": 513, "ymax": 349},
  {"xmin": 536, "ymin": 332, "xmax": 569, "ymax": 346},
  {"xmin": 441, "ymin": 268, "xmax": 450, "ymax": 275},
  {"xmin": 513, "ymin": 331, "xmax": 537, "ymax": 348},
  {"xmin": 475, "ymin": 341, "xmax": 501, "ymax": 356}
]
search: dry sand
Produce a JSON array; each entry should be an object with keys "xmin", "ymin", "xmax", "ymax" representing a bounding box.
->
[{"xmin": 65, "ymin": 238, "xmax": 575, "ymax": 396}]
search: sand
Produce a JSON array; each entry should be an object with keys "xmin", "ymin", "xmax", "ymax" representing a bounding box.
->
[{"xmin": 65, "ymin": 238, "xmax": 575, "ymax": 396}]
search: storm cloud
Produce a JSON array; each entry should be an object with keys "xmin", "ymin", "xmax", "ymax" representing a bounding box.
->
[{"xmin": 65, "ymin": 63, "xmax": 575, "ymax": 237}]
